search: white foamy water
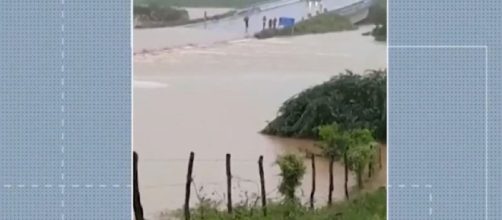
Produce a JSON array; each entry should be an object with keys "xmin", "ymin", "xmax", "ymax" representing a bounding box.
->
[{"xmin": 134, "ymin": 81, "xmax": 169, "ymax": 89}]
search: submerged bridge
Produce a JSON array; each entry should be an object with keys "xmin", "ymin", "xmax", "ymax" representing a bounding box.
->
[{"xmin": 186, "ymin": 0, "xmax": 373, "ymax": 35}]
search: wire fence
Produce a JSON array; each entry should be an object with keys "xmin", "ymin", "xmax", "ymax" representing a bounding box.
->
[
  {"xmin": 133, "ymin": 152, "xmax": 288, "ymax": 220},
  {"xmin": 138, "ymin": 157, "xmax": 278, "ymax": 191},
  {"xmin": 133, "ymin": 150, "xmax": 383, "ymax": 220}
]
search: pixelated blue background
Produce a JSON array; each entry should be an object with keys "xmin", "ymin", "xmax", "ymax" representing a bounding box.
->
[
  {"xmin": 0, "ymin": 1, "xmax": 131, "ymax": 219},
  {"xmin": 389, "ymin": 0, "xmax": 502, "ymax": 219}
]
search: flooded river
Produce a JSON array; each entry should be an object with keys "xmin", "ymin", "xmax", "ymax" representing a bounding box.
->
[{"xmin": 134, "ymin": 25, "xmax": 386, "ymax": 219}]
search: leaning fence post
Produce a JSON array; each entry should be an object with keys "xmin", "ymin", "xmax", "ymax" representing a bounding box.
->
[
  {"xmin": 258, "ymin": 155, "xmax": 267, "ymax": 216},
  {"xmin": 133, "ymin": 152, "xmax": 145, "ymax": 220},
  {"xmin": 368, "ymin": 145, "xmax": 373, "ymax": 178},
  {"xmin": 184, "ymin": 152, "xmax": 195, "ymax": 220},
  {"xmin": 328, "ymin": 155, "xmax": 334, "ymax": 206},
  {"xmin": 226, "ymin": 153, "xmax": 233, "ymax": 214},
  {"xmin": 310, "ymin": 154, "xmax": 316, "ymax": 210},
  {"xmin": 379, "ymin": 145, "xmax": 383, "ymax": 169},
  {"xmin": 344, "ymin": 152, "xmax": 349, "ymax": 200}
]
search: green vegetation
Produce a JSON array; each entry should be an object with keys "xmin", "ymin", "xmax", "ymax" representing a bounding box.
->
[
  {"xmin": 344, "ymin": 128, "xmax": 376, "ymax": 189},
  {"xmin": 318, "ymin": 124, "xmax": 377, "ymax": 195},
  {"xmin": 262, "ymin": 69, "xmax": 386, "ymax": 143},
  {"xmin": 134, "ymin": 2, "xmax": 238, "ymax": 28},
  {"xmin": 165, "ymin": 187, "xmax": 386, "ymax": 220},
  {"xmin": 276, "ymin": 154, "xmax": 306, "ymax": 201},
  {"xmin": 255, "ymin": 12, "xmax": 356, "ymax": 39},
  {"xmin": 364, "ymin": 0, "xmax": 386, "ymax": 41},
  {"xmin": 134, "ymin": 4, "xmax": 189, "ymax": 28},
  {"xmin": 135, "ymin": 0, "xmax": 269, "ymax": 8}
]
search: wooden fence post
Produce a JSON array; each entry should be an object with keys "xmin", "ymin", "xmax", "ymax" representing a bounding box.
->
[
  {"xmin": 226, "ymin": 153, "xmax": 233, "ymax": 214},
  {"xmin": 258, "ymin": 155, "xmax": 267, "ymax": 216},
  {"xmin": 344, "ymin": 152, "xmax": 349, "ymax": 200},
  {"xmin": 328, "ymin": 155, "xmax": 334, "ymax": 206},
  {"xmin": 310, "ymin": 154, "xmax": 316, "ymax": 210},
  {"xmin": 368, "ymin": 145, "xmax": 373, "ymax": 178},
  {"xmin": 133, "ymin": 152, "xmax": 145, "ymax": 220},
  {"xmin": 379, "ymin": 146, "xmax": 383, "ymax": 169},
  {"xmin": 184, "ymin": 152, "xmax": 195, "ymax": 220}
]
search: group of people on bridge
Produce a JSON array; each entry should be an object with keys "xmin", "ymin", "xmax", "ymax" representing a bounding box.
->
[{"xmin": 243, "ymin": 16, "xmax": 279, "ymax": 31}]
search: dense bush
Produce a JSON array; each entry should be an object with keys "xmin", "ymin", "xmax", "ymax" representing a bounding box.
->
[{"xmin": 262, "ymin": 70, "xmax": 386, "ymax": 142}]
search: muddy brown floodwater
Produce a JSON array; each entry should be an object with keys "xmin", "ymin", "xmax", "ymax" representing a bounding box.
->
[{"xmin": 134, "ymin": 25, "xmax": 386, "ymax": 219}]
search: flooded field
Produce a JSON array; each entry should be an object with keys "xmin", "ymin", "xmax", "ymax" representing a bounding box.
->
[{"xmin": 134, "ymin": 25, "xmax": 386, "ymax": 218}]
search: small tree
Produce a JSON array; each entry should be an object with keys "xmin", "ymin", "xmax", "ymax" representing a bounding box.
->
[
  {"xmin": 346, "ymin": 129, "xmax": 376, "ymax": 189},
  {"xmin": 318, "ymin": 123, "xmax": 351, "ymax": 200},
  {"xmin": 276, "ymin": 154, "xmax": 306, "ymax": 201},
  {"xmin": 318, "ymin": 124, "xmax": 342, "ymax": 158}
]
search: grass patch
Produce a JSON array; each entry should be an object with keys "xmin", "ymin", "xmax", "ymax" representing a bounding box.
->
[
  {"xmin": 163, "ymin": 187, "xmax": 386, "ymax": 220},
  {"xmin": 254, "ymin": 12, "xmax": 356, "ymax": 39}
]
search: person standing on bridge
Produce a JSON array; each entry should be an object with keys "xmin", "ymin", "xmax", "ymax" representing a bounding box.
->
[
  {"xmin": 204, "ymin": 11, "xmax": 208, "ymax": 29},
  {"xmin": 262, "ymin": 16, "xmax": 267, "ymax": 30},
  {"xmin": 268, "ymin": 18, "xmax": 273, "ymax": 29},
  {"xmin": 273, "ymin": 17, "xmax": 278, "ymax": 29},
  {"xmin": 244, "ymin": 16, "xmax": 250, "ymax": 31}
]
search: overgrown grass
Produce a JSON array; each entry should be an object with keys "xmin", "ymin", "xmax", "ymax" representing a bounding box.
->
[
  {"xmin": 134, "ymin": 0, "xmax": 270, "ymax": 8},
  {"xmin": 164, "ymin": 187, "xmax": 386, "ymax": 220},
  {"xmin": 255, "ymin": 12, "xmax": 356, "ymax": 39}
]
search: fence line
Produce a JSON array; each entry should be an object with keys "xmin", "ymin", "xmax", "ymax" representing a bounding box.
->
[
  {"xmin": 133, "ymin": 150, "xmax": 382, "ymax": 220},
  {"xmin": 140, "ymin": 175, "xmax": 262, "ymax": 190},
  {"xmin": 140, "ymin": 158, "xmax": 260, "ymax": 163}
]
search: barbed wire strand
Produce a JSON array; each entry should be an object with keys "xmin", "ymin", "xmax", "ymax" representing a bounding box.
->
[{"xmin": 141, "ymin": 158, "xmax": 259, "ymax": 163}]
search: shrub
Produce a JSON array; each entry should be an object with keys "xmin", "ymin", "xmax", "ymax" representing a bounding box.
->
[{"xmin": 276, "ymin": 154, "xmax": 306, "ymax": 201}]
